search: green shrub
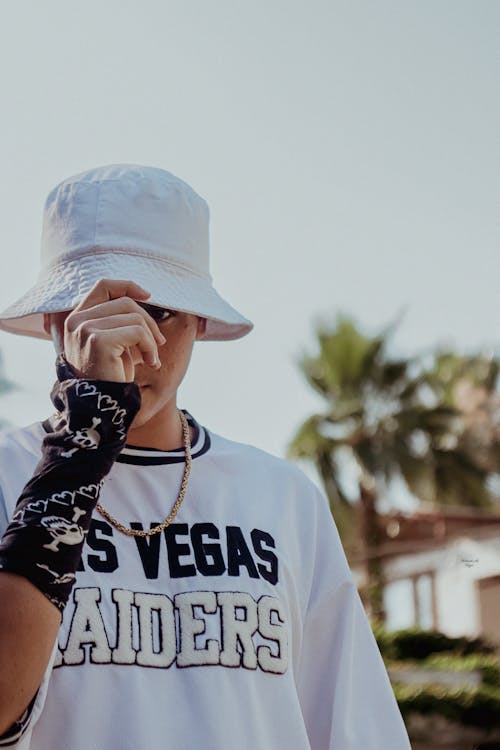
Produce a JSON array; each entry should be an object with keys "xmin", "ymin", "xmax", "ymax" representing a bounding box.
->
[
  {"xmin": 393, "ymin": 683, "xmax": 500, "ymax": 729},
  {"xmin": 373, "ymin": 626, "xmax": 500, "ymax": 733},
  {"xmin": 422, "ymin": 653, "xmax": 500, "ymax": 687},
  {"xmin": 373, "ymin": 625, "xmax": 496, "ymax": 661}
]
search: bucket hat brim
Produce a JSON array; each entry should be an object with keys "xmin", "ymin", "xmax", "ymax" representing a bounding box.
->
[{"xmin": 0, "ymin": 249, "xmax": 253, "ymax": 342}]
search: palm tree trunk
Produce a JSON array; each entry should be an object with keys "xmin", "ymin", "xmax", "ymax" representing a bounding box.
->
[{"xmin": 359, "ymin": 477, "xmax": 386, "ymax": 624}]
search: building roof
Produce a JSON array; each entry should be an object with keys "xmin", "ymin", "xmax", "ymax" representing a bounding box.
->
[{"xmin": 351, "ymin": 505, "xmax": 500, "ymax": 564}]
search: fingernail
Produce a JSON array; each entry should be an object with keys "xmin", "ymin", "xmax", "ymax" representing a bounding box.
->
[{"xmin": 159, "ymin": 334, "xmax": 166, "ymax": 345}]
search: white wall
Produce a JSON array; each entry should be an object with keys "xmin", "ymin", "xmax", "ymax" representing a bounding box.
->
[{"xmin": 383, "ymin": 533, "xmax": 500, "ymax": 637}]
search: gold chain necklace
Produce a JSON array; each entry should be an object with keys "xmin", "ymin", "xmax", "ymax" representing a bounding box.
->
[{"xmin": 96, "ymin": 409, "xmax": 192, "ymax": 537}]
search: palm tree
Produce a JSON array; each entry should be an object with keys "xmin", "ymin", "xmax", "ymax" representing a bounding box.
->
[
  {"xmin": 425, "ymin": 351, "xmax": 500, "ymax": 481},
  {"xmin": 288, "ymin": 314, "xmax": 499, "ymax": 623}
]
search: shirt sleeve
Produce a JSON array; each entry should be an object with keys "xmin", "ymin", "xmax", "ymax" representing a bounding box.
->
[
  {"xmin": 296, "ymin": 488, "xmax": 411, "ymax": 749},
  {"xmin": 0, "ymin": 484, "xmax": 57, "ymax": 749},
  {"xmin": 0, "ymin": 356, "xmax": 141, "ymax": 747},
  {"xmin": 0, "ymin": 641, "xmax": 57, "ymax": 749}
]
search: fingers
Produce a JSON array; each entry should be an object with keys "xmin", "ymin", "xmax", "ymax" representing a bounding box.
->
[
  {"xmin": 62, "ymin": 279, "xmax": 168, "ymax": 382},
  {"xmin": 67, "ymin": 299, "xmax": 166, "ymax": 349},
  {"xmin": 75, "ymin": 279, "xmax": 151, "ymax": 311},
  {"xmin": 65, "ymin": 324, "xmax": 161, "ymax": 381},
  {"xmin": 91, "ymin": 326, "xmax": 162, "ymax": 369},
  {"xmin": 72, "ymin": 314, "xmax": 162, "ymax": 369}
]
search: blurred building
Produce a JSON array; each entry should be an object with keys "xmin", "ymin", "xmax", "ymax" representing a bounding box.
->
[{"xmin": 354, "ymin": 507, "xmax": 500, "ymax": 644}]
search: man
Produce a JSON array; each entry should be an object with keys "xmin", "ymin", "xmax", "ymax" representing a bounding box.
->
[{"xmin": 0, "ymin": 164, "xmax": 411, "ymax": 748}]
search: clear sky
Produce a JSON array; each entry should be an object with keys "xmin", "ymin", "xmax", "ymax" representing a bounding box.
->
[{"xmin": 0, "ymin": 0, "xmax": 498, "ymax": 479}]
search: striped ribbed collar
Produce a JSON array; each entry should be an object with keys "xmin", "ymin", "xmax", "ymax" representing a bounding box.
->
[{"xmin": 42, "ymin": 410, "xmax": 211, "ymax": 466}]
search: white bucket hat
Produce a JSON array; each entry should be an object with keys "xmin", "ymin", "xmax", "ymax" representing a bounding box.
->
[{"xmin": 0, "ymin": 164, "xmax": 253, "ymax": 342}]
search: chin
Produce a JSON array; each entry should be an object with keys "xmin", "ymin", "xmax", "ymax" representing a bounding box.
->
[
  {"xmin": 129, "ymin": 410, "xmax": 149, "ymax": 431},
  {"xmin": 129, "ymin": 389, "xmax": 173, "ymax": 429},
  {"xmin": 129, "ymin": 400, "xmax": 156, "ymax": 428}
]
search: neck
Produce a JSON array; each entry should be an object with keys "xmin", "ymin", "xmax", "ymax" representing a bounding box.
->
[{"xmin": 126, "ymin": 401, "xmax": 187, "ymax": 451}]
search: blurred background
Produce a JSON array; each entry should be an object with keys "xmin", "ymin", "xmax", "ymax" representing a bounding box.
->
[{"xmin": 0, "ymin": 1, "xmax": 498, "ymax": 746}]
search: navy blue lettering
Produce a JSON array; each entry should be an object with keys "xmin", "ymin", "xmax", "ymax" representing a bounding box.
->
[
  {"xmin": 251, "ymin": 529, "xmax": 278, "ymax": 585},
  {"xmin": 226, "ymin": 526, "xmax": 259, "ymax": 579},
  {"xmin": 190, "ymin": 523, "xmax": 226, "ymax": 576},
  {"xmin": 132, "ymin": 523, "xmax": 162, "ymax": 579},
  {"xmin": 165, "ymin": 524, "xmax": 196, "ymax": 578},
  {"xmin": 86, "ymin": 520, "xmax": 118, "ymax": 573}
]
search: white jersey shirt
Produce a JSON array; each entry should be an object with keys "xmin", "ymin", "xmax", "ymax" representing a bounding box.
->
[{"xmin": 0, "ymin": 415, "xmax": 411, "ymax": 749}]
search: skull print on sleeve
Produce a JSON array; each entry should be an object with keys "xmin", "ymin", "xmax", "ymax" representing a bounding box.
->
[{"xmin": 0, "ymin": 354, "xmax": 141, "ymax": 612}]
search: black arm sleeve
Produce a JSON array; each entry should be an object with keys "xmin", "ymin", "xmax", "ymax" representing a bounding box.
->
[{"xmin": 0, "ymin": 355, "xmax": 141, "ymax": 611}]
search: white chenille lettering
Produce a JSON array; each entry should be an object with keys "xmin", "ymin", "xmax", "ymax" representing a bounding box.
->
[
  {"xmin": 175, "ymin": 591, "xmax": 220, "ymax": 666},
  {"xmin": 135, "ymin": 592, "xmax": 176, "ymax": 668},
  {"xmin": 56, "ymin": 587, "xmax": 288, "ymax": 674},
  {"xmin": 53, "ymin": 645, "xmax": 64, "ymax": 668},
  {"xmin": 257, "ymin": 596, "xmax": 288, "ymax": 674},
  {"xmin": 218, "ymin": 591, "xmax": 258, "ymax": 669},
  {"xmin": 63, "ymin": 587, "xmax": 112, "ymax": 665},
  {"xmin": 112, "ymin": 588, "xmax": 136, "ymax": 664}
]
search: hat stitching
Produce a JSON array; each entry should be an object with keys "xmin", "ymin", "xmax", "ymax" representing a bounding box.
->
[{"xmin": 40, "ymin": 247, "xmax": 211, "ymax": 281}]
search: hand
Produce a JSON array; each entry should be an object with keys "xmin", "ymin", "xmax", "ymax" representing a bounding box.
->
[{"xmin": 62, "ymin": 279, "xmax": 167, "ymax": 382}]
